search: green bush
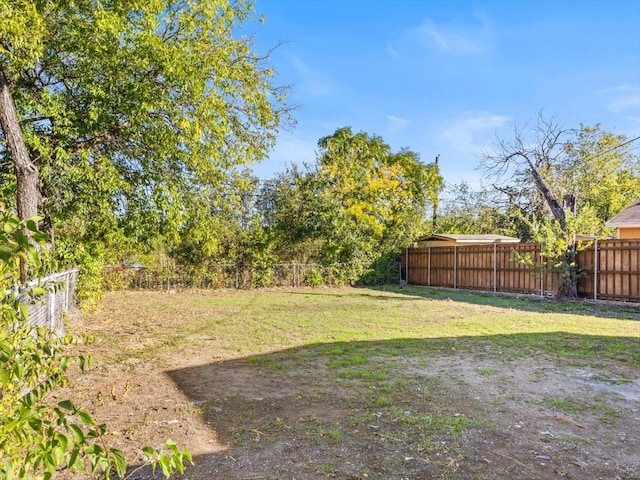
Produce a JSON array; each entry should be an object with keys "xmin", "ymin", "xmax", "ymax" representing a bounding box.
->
[
  {"xmin": 304, "ymin": 266, "xmax": 325, "ymax": 287},
  {"xmin": 53, "ymin": 239, "xmax": 106, "ymax": 311},
  {"xmin": 0, "ymin": 207, "xmax": 191, "ymax": 479}
]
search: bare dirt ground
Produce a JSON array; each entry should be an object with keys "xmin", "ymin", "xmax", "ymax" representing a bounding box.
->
[{"xmin": 60, "ymin": 290, "xmax": 640, "ymax": 480}]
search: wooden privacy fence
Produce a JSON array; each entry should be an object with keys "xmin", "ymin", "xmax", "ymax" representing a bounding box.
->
[
  {"xmin": 402, "ymin": 239, "xmax": 640, "ymax": 302},
  {"xmin": 577, "ymin": 239, "xmax": 640, "ymax": 302}
]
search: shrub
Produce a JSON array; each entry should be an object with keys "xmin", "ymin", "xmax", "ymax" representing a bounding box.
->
[
  {"xmin": 0, "ymin": 207, "xmax": 191, "ymax": 479},
  {"xmin": 304, "ymin": 266, "xmax": 325, "ymax": 287}
]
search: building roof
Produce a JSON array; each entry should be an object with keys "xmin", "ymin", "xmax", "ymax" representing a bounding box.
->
[
  {"xmin": 417, "ymin": 234, "xmax": 521, "ymax": 244},
  {"xmin": 605, "ymin": 199, "xmax": 640, "ymax": 228}
]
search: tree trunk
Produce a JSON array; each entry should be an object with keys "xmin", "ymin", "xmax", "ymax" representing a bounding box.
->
[
  {"xmin": 528, "ymin": 164, "xmax": 566, "ymax": 230},
  {"xmin": 0, "ymin": 66, "xmax": 40, "ymax": 281},
  {"xmin": 555, "ymin": 246, "xmax": 579, "ymax": 299},
  {"xmin": 0, "ymin": 67, "xmax": 39, "ymax": 222}
]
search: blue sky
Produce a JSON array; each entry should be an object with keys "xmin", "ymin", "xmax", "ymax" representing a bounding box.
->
[{"xmin": 248, "ymin": 0, "xmax": 640, "ymax": 189}]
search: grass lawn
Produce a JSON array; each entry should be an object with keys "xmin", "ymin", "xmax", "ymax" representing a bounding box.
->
[{"xmin": 68, "ymin": 285, "xmax": 640, "ymax": 479}]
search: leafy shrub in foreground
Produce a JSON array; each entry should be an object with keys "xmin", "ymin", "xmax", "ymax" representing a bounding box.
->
[{"xmin": 0, "ymin": 207, "xmax": 191, "ymax": 479}]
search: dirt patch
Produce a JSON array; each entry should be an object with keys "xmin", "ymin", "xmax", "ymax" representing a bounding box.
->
[{"xmin": 60, "ymin": 291, "xmax": 640, "ymax": 480}]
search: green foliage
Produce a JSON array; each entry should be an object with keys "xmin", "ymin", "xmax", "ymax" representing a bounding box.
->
[
  {"xmin": 516, "ymin": 213, "xmax": 592, "ymax": 297},
  {"xmin": 0, "ymin": 207, "xmax": 48, "ymax": 280},
  {"xmin": 436, "ymin": 182, "xmax": 527, "ymax": 239},
  {"xmin": 0, "ymin": 207, "xmax": 191, "ymax": 479},
  {"xmin": 53, "ymin": 239, "xmax": 108, "ymax": 311},
  {"xmin": 358, "ymin": 252, "xmax": 402, "ymax": 286},
  {"xmin": 561, "ymin": 125, "xmax": 640, "ymax": 231},
  {"xmin": 258, "ymin": 127, "xmax": 443, "ymax": 283},
  {"xmin": 257, "ymin": 165, "xmax": 326, "ymax": 264},
  {"xmin": 1, "ymin": 0, "xmax": 290, "ymax": 298},
  {"xmin": 315, "ymin": 127, "xmax": 442, "ymax": 260},
  {"xmin": 304, "ymin": 267, "xmax": 325, "ymax": 288}
]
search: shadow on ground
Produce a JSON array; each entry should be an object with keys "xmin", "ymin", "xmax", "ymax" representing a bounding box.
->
[
  {"xmin": 363, "ymin": 284, "xmax": 640, "ymax": 320},
  {"xmin": 145, "ymin": 331, "xmax": 640, "ymax": 480}
]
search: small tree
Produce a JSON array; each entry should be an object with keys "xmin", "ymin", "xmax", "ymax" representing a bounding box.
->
[{"xmin": 0, "ymin": 205, "xmax": 191, "ymax": 479}]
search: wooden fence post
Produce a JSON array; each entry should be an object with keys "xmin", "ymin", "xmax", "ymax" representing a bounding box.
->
[{"xmin": 540, "ymin": 250, "xmax": 545, "ymax": 297}]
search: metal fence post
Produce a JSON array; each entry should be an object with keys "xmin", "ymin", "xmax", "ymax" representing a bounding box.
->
[
  {"xmin": 48, "ymin": 286, "xmax": 55, "ymax": 329},
  {"xmin": 65, "ymin": 274, "xmax": 70, "ymax": 309},
  {"xmin": 594, "ymin": 238, "xmax": 598, "ymax": 300},
  {"xmin": 493, "ymin": 243, "xmax": 497, "ymax": 292},
  {"xmin": 405, "ymin": 248, "xmax": 408, "ymax": 283},
  {"xmin": 540, "ymin": 250, "xmax": 544, "ymax": 297},
  {"xmin": 453, "ymin": 246, "xmax": 457, "ymax": 289}
]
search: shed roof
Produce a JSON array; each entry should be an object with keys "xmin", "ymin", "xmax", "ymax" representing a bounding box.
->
[
  {"xmin": 417, "ymin": 234, "xmax": 521, "ymax": 244},
  {"xmin": 605, "ymin": 199, "xmax": 640, "ymax": 228}
]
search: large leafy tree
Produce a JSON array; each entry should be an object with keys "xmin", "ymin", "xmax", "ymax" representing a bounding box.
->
[
  {"xmin": 0, "ymin": 0, "xmax": 289, "ymax": 260},
  {"xmin": 481, "ymin": 115, "xmax": 640, "ymax": 297},
  {"xmin": 260, "ymin": 127, "xmax": 443, "ymax": 283},
  {"xmin": 315, "ymin": 127, "xmax": 442, "ymax": 263},
  {"xmin": 560, "ymin": 125, "xmax": 640, "ymax": 227}
]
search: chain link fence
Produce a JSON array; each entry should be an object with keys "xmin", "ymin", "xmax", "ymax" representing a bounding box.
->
[
  {"xmin": 13, "ymin": 269, "xmax": 80, "ymax": 334},
  {"xmin": 103, "ymin": 263, "xmax": 353, "ymax": 291}
]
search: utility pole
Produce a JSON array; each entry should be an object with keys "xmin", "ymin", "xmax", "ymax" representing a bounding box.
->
[{"xmin": 432, "ymin": 154, "xmax": 440, "ymax": 229}]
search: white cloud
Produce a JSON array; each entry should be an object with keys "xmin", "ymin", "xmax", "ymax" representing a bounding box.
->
[
  {"xmin": 253, "ymin": 132, "xmax": 317, "ymax": 179},
  {"xmin": 440, "ymin": 111, "xmax": 509, "ymax": 155},
  {"xmin": 288, "ymin": 53, "xmax": 333, "ymax": 96},
  {"xmin": 386, "ymin": 114, "xmax": 409, "ymax": 130},
  {"xmin": 412, "ymin": 14, "xmax": 491, "ymax": 55},
  {"xmin": 602, "ymin": 85, "xmax": 640, "ymax": 113}
]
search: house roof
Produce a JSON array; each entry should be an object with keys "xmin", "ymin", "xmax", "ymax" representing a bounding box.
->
[
  {"xmin": 605, "ymin": 199, "xmax": 640, "ymax": 228},
  {"xmin": 417, "ymin": 234, "xmax": 521, "ymax": 244}
]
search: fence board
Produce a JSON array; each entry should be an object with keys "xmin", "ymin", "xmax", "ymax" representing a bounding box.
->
[{"xmin": 456, "ymin": 245, "xmax": 494, "ymax": 291}]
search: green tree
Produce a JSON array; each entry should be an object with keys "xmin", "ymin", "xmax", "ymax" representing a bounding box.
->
[
  {"xmin": 561, "ymin": 124, "xmax": 640, "ymax": 229},
  {"xmin": 436, "ymin": 182, "xmax": 526, "ymax": 237},
  {"xmin": 257, "ymin": 165, "xmax": 326, "ymax": 263},
  {"xmin": 481, "ymin": 115, "xmax": 640, "ymax": 297},
  {"xmin": 259, "ymin": 127, "xmax": 443, "ymax": 283},
  {"xmin": 171, "ymin": 168, "xmax": 277, "ymax": 286},
  {"xmin": 0, "ymin": 0, "xmax": 290, "ymax": 263},
  {"xmin": 316, "ymin": 128, "xmax": 442, "ymax": 264}
]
